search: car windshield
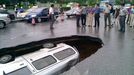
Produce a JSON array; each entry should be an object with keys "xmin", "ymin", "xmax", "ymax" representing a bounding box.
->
[
  {"xmin": 32, "ymin": 55, "xmax": 57, "ymax": 70},
  {"xmin": 6, "ymin": 66, "xmax": 32, "ymax": 75}
]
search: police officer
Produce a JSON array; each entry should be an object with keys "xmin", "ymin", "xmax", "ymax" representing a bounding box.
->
[
  {"xmin": 81, "ymin": 5, "xmax": 88, "ymax": 26},
  {"xmin": 94, "ymin": 4, "xmax": 101, "ymax": 27}
]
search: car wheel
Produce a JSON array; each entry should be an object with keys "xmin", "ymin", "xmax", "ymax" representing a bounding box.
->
[
  {"xmin": 0, "ymin": 21, "xmax": 6, "ymax": 29},
  {"xmin": 43, "ymin": 43, "xmax": 56, "ymax": 48},
  {"xmin": 0, "ymin": 54, "xmax": 15, "ymax": 64},
  {"xmin": 37, "ymin": 18, "xmax": 41, "ymax": 23}
]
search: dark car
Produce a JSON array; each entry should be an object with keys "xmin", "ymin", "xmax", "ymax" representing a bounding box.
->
[
  {"xmin": 0, "ymin": 9, "xmax": 15, "ymax": 20},
  {"xmin": 24, "ymin": 7, "xmax": 50, "ymax": 23},
  {"xmin": 0, "ymin": 35, "xmax": 103, "ymax": 64}
]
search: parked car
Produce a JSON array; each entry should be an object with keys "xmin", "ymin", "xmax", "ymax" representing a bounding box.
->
[
  {"xmin": 24, "ymin": 7, "xmax": 50, "ymax": 23},
  {"xmin": 125, "ymin": 4, "xmax": 131, "ymax": 9},
  {"xmin": 17, "ymin": 8, "xmax": 35, "ymax": 18},
  {"xmin": 0, "ymin": 9, "xmax": 15, "ymax": 20},
  {"xmin": 0, "ymin": 43, "xmax": 79, "ymax": 75},
  {"xmin": 0, "ymin": 13, "xmax": 11, "ymax": 28},
  {"xmin": 65, "ymin": 8, "xmax": 77, "ymax": 18}
]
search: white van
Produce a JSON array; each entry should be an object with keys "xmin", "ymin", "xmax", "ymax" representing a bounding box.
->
[{"xmin": 0, "ymin": 43, "xmax": 79, "ymax": 75}]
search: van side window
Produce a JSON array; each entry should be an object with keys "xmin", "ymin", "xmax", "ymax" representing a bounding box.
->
[
  {"xmin": 32, "ymin": 55, "xmax": 56, "ymax": 70},
  {"xmin": 54, "ymin": 48, "xmax": 75, "ymax": 60}
]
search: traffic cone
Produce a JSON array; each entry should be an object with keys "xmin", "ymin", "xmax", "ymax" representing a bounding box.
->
[{"xmin": 32, "ymin": 18, "xmax": 36, "ymax": 25}]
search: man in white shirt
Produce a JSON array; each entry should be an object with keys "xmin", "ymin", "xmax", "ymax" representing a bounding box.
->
[
  {"xmin": 49, "ymin": 4, "xmax": 55, "ymax": 29},
  {"xmin": 75, "ymin": 3, "xmax": 82, "ymax": 27},
  {"xmin": 104, "ymin": 2, "xmax": 111, "ymax": 28},
  {"xmin": 119, "ymin": 3, "xmax": 128, "ymax": 32}
]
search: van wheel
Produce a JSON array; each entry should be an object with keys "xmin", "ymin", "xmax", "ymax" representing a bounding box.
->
[
  {"xmin": 0, "ymin": 54, "xmax": 15, "ymax": 64},
  {"xmin": 0, "ymin": 21, "xmax": 6, "ymax": 29},
  {"xmin": 43, "ymin": 43, "xmax": 56, "ymax": 48}
]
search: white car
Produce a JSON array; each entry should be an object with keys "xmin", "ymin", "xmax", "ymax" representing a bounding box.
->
[
  {"xmin": 0, "ymin": 43, "xmax": 79, "ymax": 75},
  {"xmin": 17, "ymin": 8, "xmax": 36, "ymax": 18},
  {"xmin": 65, "ymin": 8, "xmax": 77, "ymax": 18},
  {"xmin": 125, "ymin": 4, "xmax": 131, "ymax": 9},
  {"xmin": 0, "ymin": 13, "xmax": 11, "ymax": 28}
]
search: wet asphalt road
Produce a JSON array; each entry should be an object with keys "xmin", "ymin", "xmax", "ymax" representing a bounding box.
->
[{"xmin": 1, "ymin": 15, "xmax": 134, "ymax": 75}]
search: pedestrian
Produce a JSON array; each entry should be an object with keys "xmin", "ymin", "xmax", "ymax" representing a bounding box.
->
[
  {"xmin": 94, "ymin": 4, "xmax": 101, "ymax": 28},
  {"xmin": 114, "ymin": 8, "xmax": 120, "ymax": 26},
  {"xmin": 81, "ymin": 5, "xmax": 88, "ymax": 26},
  {"xmin": 59, "ymin": 4, "xmax": 64, "ymax": 21},
  {"xmin": 119, "ymin": 3, "xmax": 128, "ymax": 32},
  {"xmin": 87, "ymin": 6, "xmax": 94, "ymax": 27},
  {"xmin": 75, "ymin": 3, "xmax": 82, "ymax": 27},
  {"xmin": 130, "ymin": 5, "xmax": 134, "ymax": 28},
  {"xmin": 49, "ymin": 4, "xmax": 55, "ymax": 29},
  {"xmin": 126, "ymin": 6, "xmax": 131, "ymax": 25},
  {"xmin": 104, "ymin": 2, "xmax": 111, "ymax": 28}
]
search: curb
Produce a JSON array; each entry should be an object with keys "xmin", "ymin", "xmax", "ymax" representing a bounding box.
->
[{"xmin": 11, "ymin": 19, "xmax": 25, "ymax": 23}]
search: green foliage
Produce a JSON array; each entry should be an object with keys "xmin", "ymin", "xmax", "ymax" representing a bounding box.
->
[
  {"xmin": 115, "ymin": 0, "xmax": 121, "ymax": 5},
  {"xmin": 87, "ymin": 0, "xmax": 99, "ymax": 6}
]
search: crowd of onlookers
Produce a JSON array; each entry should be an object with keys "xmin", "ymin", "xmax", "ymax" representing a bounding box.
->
[
  {"xmin": 72, "ymin": 3, "xmax": 134, "ymax": 32},
  {"xmin": 126, "ymin": 4, "xmax": 134, "ymax": 28},
  {"xmin": 1, "ymin": 3, "xmax": 134, "ymax": 32}
]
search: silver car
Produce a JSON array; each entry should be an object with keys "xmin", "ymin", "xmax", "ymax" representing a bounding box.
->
[
  {"xmin": 65, "ymin": 8, "xmax": 77, "ymax": 18},
  {"xmin": 0, "ymin": 13, "xmax": 11, "ymax": 28},
  {"xmin": 0, "ymin": 43, "xmax": 79, "ymax": 75}
]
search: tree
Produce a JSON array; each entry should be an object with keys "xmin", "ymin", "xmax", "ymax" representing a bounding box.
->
[{"xmin": 115, "ymin": 0, "xmax": 121, "ymax": 5}]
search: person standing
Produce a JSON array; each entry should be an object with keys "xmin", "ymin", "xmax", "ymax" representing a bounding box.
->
[
  {"xmin": 119, "ymin": 3, "xmax": 128, "ymax": 32},
  {"xmin": 104, "ymin": 2, "xmax": 111, "ymax": 28},
  {"xmin": 114, "ymin": 8, "xmax": 120, "ymax": 26},
  {"xmin": 94, "ymin": 4, "xmax": 100, "ymax": 28},
  {"xmin": 49, "ymin": 4, "xmax": 55, "ymax": 29},
  {"xmin": 88, "ymin": 6, "xmax": 94, "ymax": 27},
  {"xmin": 130, "ymin": 5, "xmax": 134, "ymax": 28},
  {"xmin": 75, "ymin": 3, "xmax": 82, "ymax": 27},
  {"xmin": 81, "ymin": 5, "xmax": 88, "ymax": 26},
  {"xmin": 126, "ymin": 6, "xmax": 131, "ymax": 25}
]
